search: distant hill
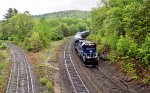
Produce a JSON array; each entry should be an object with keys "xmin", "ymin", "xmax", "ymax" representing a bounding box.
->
[{"xmin": 33, "ymin": 10, "xmax": 90, "ymax": 19}]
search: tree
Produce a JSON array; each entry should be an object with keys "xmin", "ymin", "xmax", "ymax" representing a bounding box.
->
[
  {"xmin": 76, "ymin": 22, "xmax": 87, "ymax": 32},
  {"xmin": 89, "ymin": 0, "xmax": 150, "ymax": 82},
  {"xmin": 58, "ymin": 23, "xmax": 70, "ymax": 37},
  {"xmin": 1, "ymin": 13, "xmax": 34, "ymax": 43},
  {"xmin": 24, "ymin": 32, "xmax": 44, "ymax": 52},
  {"xmin": 69, "ymin": 24, "xmax": 79, "ymax": 35},
  {"xmin": 4, "ymin": 8, "xmax": 18, "ymax": 19}
]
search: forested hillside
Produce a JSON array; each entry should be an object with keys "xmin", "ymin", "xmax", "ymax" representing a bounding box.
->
[
  {"xmin": 0, "ymin": 8, "xmax": 89, "ymax": 52},
  {"xmin": 89, "ymin": 0, "xmax": 150, "ymax": 84},
  {"xmin": 33, "ymin": 10, "xmax": 90, "ymax": 19}
]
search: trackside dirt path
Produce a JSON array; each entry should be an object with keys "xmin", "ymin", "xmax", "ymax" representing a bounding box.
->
[{"xmin": 6, "ymin": 43, "xmax": 39, "ymax": 93}]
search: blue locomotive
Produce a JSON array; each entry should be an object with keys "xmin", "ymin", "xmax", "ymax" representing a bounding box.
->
[{"xmin": 74, "ymin": 31, "xmax": 98, "ymax": 66}]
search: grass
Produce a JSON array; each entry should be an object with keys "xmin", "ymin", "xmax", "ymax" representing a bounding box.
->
[
  {"xmin": 49, "ymin": 38, "xmax": 67, "ymax": 62},
  {"xmin": 0, "ymin": 41, "xmax": 10, "ymax": 93}
]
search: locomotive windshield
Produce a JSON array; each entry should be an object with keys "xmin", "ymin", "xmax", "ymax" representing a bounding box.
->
[
  {"xmin": 84, "ymin": 43, "xmax": 96, "ymax": 48},
  {"xmin": 85, "ymin": 45, "xmax": 96, "ymax": 48},
  {"xmin": 82, "ymin": 44, "xmax": 96, "ymax": 53}
]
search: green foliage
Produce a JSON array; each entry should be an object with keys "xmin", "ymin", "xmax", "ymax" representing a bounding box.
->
[
  {"xmin": 142, "ymin": 76, "xmax": 150, "ymax": 84},
  {"xmin": 0, "ymin": 9, "xmax": 89, "ymax": 52},
  {"xmin": 123, "ymin": 2, "xmax": 150, "ymax": 43},
  {"xmin": 138, "ymin": 34, "xmax": 150, "ymax": 67},
  {"xmin": 58, "ymin": 23, "xmax": 70, "ymax": 37},
  {"xmin": 108, "ymin": 50, "xmax": 117, "ymax": 64},
  {"xmin": 4, "ymin": 8, "xmax": 18, "ymax": 19},
  {"xmin": 77, "ymin": 22, "xmax": 88, "ymax": 32},
  {"xmin": 40, "ymin": 77, "xmax": 53, "ymax": 91},
  {"xmin": 122, "ymin": 62, "xmax": 138, "ymax": 79},
  {"xmin": 33, "ymin": 10, "xmax": 90, "ymax": 19},
  {"xmin": 0, "ymin": 50, "xmax": 7, "ymax": 59},
  {"xmin": 1, "ymin": 13, "xmax": 34, "ymax": 43},
  {"xmin": 90, "ymin": 0, "xmax": 150, "ymax": 81},
  {"xmin": 107, "ymin": 31, "xmax": 118, "ymax": 50},
  {"xmin": 50, "ymin": 32, "xmax": 63, "ymax": 41},
  {"xmin": 0, "ymin": 43, "xmax": 7, "ymax": 50},
  {"xmin": 40, "ymin": 77, "xmax": 48, "ymax": 85},
  {"xmin": 69, "ymin": 24, "xmax": 79, "ymax": 35},
  {"xmin": 47, "ymin": 81, "xmax": 53, "ymax": 91},
  {"xmin": 0, "ymin": 51, "xmax": 9, "ymax": 92},
  {"xmin": 24, "ymin": 32, "xmax": 45, "ymax": 52},
  {"xmin": 117, "ymin": 35, "xmax": 137, "ymax": 57}
]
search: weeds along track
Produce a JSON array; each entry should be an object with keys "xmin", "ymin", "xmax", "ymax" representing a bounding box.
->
[
  {"xmin": 64, "ymin": 41, "xmax": 89, "ymax": 93},
  {"xmin": 96, "ymin": 66, "xmax": 130, "ymax": 93},
  {"xmin": 91, "ymin": 68, "xmax": 128, "ymax": 93},
  {"xmin": 6, "ymin": 43, "xmax": 38, "ymax": 93},
  {"xmin": 70, "ymin": 41, "xmax": 132, "ymax": 93}
]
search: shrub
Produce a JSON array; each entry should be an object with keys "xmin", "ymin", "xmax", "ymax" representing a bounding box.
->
[
  {"xmin": 40, "ymin": 77, "xmax": 48, "ymax": 86},
  {"xmin": 122, "ymin": 62, "xmax": 138, "ymax": 79},
  {"xmin": 47, "ymin": 81, "xmax": 53, "ymax": 91},
  {"xmin": 0, "ymin": 50, "xmax": 7, "ymax": 58},
  {"xmin": 107, "ymin": 31, "xmax": 118, "ymax": 50},
  {"xmin": 138, "ymin": 34, "xmax": 150, "ymax": 67},
  {"xmin": 51, "ymin": 33, "xmax": 63, "ymax": 41},
  {"xmin": 0, "ymin": 43, "xmax": 7, "ymax": 50},
  {"xmin": 108, "ymin": 50, "xmax": 117, "ymax": 64},
  {"xmin": 117, "ymin": 35, "xmax": 137, "ymax": 57},
  {"xmin": 23, "ymin": 32, "xmax": 49, "ymax": 52},
  {"xmin": 142, "ymin": 76, "xmax": 150, "ymax": 84},
  {"xmin": 97, "ymin": 44, "xmax": 106, "ymax": 53}
]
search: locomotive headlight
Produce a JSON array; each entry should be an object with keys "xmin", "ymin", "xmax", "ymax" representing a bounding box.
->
[{"xmin": 87, "ymin": 56, "xmax": 90, "ymax": 59}]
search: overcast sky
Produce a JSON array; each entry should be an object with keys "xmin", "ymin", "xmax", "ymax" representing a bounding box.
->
[{"xmin": 0, "ymin": 0, "xmax": 99, "ymax": 20}]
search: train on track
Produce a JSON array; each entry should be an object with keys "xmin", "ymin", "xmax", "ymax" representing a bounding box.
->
[{"xmin": 74, "ymin": 31, "xmax": 98, "ymax": 66}]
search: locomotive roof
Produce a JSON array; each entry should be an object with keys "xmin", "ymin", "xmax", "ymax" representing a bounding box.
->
[
  {"xmin": 74, "ymin": 34, "xmax": 83, "ymax": 40},
  {"xmin": 74, "ymin": 31, "xmax": 89, "ymax": 40},
  {"xmin": 79, "ymin": 40, "xmax": 95, "ymax": 45}
]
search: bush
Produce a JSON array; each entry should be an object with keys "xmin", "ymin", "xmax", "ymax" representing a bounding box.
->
[
  {"xmin": 117, "ymin": 35, "xmax": 137, "ymax": 57},
  {"xmin": 47, "ymin": 81, "xmax": 53, "ymax": 91},
  {"xmin": 97, "ymin": 44, "xmax": 106, "ymax": 53},
  {"xmin": 51, "ymin": 33, "xmax": 63, "ymax": 41},
  {"xmin": 0, "ymin": 50, "xmax": 7, "ymax": 59},
  {"xmin": 40, "ymin": 77, "xmax": 48, "ymax": 86},
  {"xmin": 107, "ymin": 31, "xmax": 118, "ymax": 50},
  {"xmin": 40, "ymin": 77, "xmax": 53, "ymax": 91},
  {"xmin": 122, "ymin": 62, "xmax": 138, "ymax": 79},
  {"xmin": 23, "ymin": 32, "xmax": 50, "ymax": 52},
  {"xmin": 142, "ymin": 76, "xmax": 150, "ymax": 84},
  {"xmin": 0, "ymin": 43, "xmax": 7, "ymax": 49},
  {"xmin": 138, "ymin": 34, "xmax": 150, "ymax": 67},
  {"xmin": 108, "ymin": 50, "xmax": 117, "ymax": 64}
]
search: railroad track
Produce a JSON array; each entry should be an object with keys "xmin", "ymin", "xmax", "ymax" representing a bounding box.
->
[
  {"xmin": 96, "ymin": 66, "xmax": 130, "ymax": 92},
  {"xmin": 70, "ymin": 41, "xmax": 133, "ymax": 93},
  {"xmin": 64, "ymin": 41, "xmax": 89, "ymax": 93},
  {"xmin": 6, "ymin": 43, "xmax": 38, "ymax": 93},
  {"xmin": 91, "ymin": 68, "xmax": 127, "ymax": 93}
]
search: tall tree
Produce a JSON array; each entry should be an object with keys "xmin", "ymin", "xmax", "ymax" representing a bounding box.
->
[
  {"xmin": 4, "ymin": 8, "xmax": 18, "ymax": 19},
  {"xmin": 77, "ymin": 22, "xmax": 87, "ymax": 32}
]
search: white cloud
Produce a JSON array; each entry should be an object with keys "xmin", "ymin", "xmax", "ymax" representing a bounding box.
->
[{"xmin": 0, "ymin": 0, "xmax": 99, "ymax": 20}]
